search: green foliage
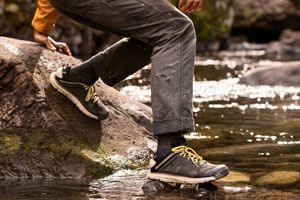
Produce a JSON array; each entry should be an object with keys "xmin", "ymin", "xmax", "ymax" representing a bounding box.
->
[{"xmin": 171, "ymin": 0, "xmax": 233, "ymax": 41}]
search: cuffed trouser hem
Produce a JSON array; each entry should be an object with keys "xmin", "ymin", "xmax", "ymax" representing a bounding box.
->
[{"xmin": 153, "ymin": 118, "xmax": 195, "ymax": 135}]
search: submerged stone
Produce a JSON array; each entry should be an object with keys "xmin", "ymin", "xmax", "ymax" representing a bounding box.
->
[
  {"xmin": 239, "ymin": 61, "xmax": 300, "ymax": 87},
  {"xmin": 217, "ymin": 171, "xmax": 250, "ymax": 183},
  {"xmin": 256, "ymin": 171, "xmax": 300, "ymax": 187}
]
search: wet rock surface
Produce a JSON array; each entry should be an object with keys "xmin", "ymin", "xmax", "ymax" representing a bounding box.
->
[
  {"xmin": 267, "ymin": 29, "xmax": 300, "ymax": 56},
  {"xmin": 255, "ymin": 171, "xmax": 300, "ymax": 188},
  {"xmin": 233, "ymin": 0, "xmax": 300, "ymax": 40},
  {"xmin": 229, "ymin": 30, "xmax": 300, "ymax": 57},
  {"xmin": 143, "ymin": 180, "xmax": 300, "ymax": 200},
  {"xmin": 226, "ymin": 30, "xmax": 300, "ymax": 87},
  {"xmin": 239, "ymin": 61, "xmax": 300, "ymax": 86},
  {"xmin": 0, "ymin": 37, "xmax": 156, "ymax": 179}
]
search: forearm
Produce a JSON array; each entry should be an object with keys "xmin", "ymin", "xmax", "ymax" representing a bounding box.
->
[{"xmin": 32, "ymin": 0, "xmax": 61, "ymax": 35}]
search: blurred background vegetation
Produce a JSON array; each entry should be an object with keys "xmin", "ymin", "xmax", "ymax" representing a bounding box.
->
[
  {"xmin": 171, "ymin": 0, "xmax": 234, "ymax": 42},
  {"xmin": 1, "ymin": 0, "xmax": 300, "ymax": 58}
]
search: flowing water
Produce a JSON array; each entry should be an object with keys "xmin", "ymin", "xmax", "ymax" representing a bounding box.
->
[{"xmin": 1, "ymin": 50, "xmax": 299, "ymax": 199}]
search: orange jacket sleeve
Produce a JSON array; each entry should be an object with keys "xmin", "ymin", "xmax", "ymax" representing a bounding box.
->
[{"xmin": 31, "ymin": 0, "xmax": 61, "ymax": 35}]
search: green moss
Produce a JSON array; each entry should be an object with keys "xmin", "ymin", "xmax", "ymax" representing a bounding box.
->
[
  {"xmin": 0, "ymin": 131, "xmax": 117, "ymax": 178},
  {"xmin": 85, "ymin": 161, "xmax": 114, "ymax": 179},
  {"xmin": 79, "ymin": 149, "xmax": 115, "ymax": 179},
  {"xmin": 0, "ymin": 134, "xmax": 21, "ymax": 154},
  {"xmin": 17, "ymin": 131, "xmax": 90, "ymax": 164}
]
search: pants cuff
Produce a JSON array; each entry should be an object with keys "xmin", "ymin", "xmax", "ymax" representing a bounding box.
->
[{"xmin": 153, "ymin": 118, "xmax": 195, "ymax": 135}]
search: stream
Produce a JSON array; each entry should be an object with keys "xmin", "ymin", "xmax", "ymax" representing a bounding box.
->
[{"xmin": 0, "ymin": 49, "xmax": 299, "ymax": 199}]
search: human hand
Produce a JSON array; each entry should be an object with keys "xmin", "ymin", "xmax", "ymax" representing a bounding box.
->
[
  {"xmin": 34, "ymin": 30, "xmax": 72, "ymax": 56},
  {"xmin": 178, "ymin": 0, "xmax": 203, "ymax": 13}
]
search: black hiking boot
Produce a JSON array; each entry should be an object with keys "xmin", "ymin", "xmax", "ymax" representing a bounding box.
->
[
  {"xmin": 50, "ymin": 66, "xmax": 109, "ymax": 120},
  {"xmin": 149, "ymin": 145, "xmax": 229, "ymax": 184}
]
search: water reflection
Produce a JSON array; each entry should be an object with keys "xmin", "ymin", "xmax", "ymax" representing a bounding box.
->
[
  {"xmin": 120, "ymin": 78, "xmax": 300, "ymax": 104},
  {"xmin": 1, "ymin": 170, "xmax": 299, "ymax": 200}
]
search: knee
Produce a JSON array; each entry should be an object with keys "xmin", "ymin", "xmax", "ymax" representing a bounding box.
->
[
  {"xmin": 176, "ymin": 15, "xmax": 196, "ymax": 40},
  {"xmin": 152, "ymin": 13, "xmax": 196, "ymax": 46}
]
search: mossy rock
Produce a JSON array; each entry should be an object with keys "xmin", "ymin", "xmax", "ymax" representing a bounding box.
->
[{"xmin": 0, "ymin": 37, "xmax": 156, "ymax": 179}]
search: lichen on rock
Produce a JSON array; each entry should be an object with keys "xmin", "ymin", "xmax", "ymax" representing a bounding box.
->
[{"xmin": 0, "ymin": 134, "xmax": 21, "ymax": 154}]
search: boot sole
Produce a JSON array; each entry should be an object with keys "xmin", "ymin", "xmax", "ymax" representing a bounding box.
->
[
  {"xmin": 50, "ymin": 72, "xmax": 99, "ymax": 120},
  {"xmin": 148, "ymin": 168, "xmax": 229, "ymax": 185}
]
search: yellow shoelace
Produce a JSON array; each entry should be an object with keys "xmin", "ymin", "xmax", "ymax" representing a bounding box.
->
[
  {"xmin": 172, "ymin": 145, "xmax": 204, "ymax": 166},
  {"xmin": 83, "ymin": 84, "xmax": 99, "ymax": 103},
  {"xmin": 60, "ymin": 80, "xmax": 99, "ymax": 103}
]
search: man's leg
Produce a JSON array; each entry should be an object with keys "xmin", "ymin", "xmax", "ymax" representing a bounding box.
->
[
  {"xmin": 50, "ymin": 38, "xmax": 152, "ymax": 119},
  {"xmin": 50, "ymin": 0, "xmax": 228, "ymax": 182},
  {"xmin": 49, "ymin": 1, "xmax": 153, "ymax": 119},
  {"xmin": 51, "ymin": 0, "xmax": 195, "ymax": 133},
  {"xmin": 68, "ymin": 38, "xmax": 153, "ymax": 86}
]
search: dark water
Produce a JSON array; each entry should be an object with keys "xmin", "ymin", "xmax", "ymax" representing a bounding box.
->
[
  {"xmin": 1, "ymin": 170, "xmax": 299, "ymax": 199},
  {"xmin": 1, "ymin": 50, "xmax": 299, "ymax": 199}
]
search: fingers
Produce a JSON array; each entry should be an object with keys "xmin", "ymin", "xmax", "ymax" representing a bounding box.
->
[
  {"xmin": 181, "ymin": 0, "xmax": 194, "ymax": 13},
  {"xmin": 179, "ymin": 0, "xmax": 187, "ymax": 9},
  {"xmin": 179, "ymin": 0, "xmax": 203, "ymax": 13},
  {"xmin": 34, "ymin": 31, "xmax": 51, "ymax": 47},
  {"xmin": 49, "ymin": 38, "xmax": 72, "ymax": 56},
  {"xmin": 61, "ymin": 44, "xmax": 72, "ymax": 56},
  {"xmin": 194, "ymin": 0, "xmax": 203, "ymax": 11},
  {"xmin": 45, "ymin": 37, "xmax": 57, "ymax": 51},
  {"xmin": 33, "ymin": 31, "xmax": 72, "ymax": 56},
  {"xmin": 33, "ymin": 31, "xmax": 56, "ymax": 51},
  {"xmin": 55, "ymin": 43, "xmax": 72, "ymax": 56}
]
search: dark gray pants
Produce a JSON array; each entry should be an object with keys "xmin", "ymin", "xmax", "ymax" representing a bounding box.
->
[{"xmin": 50, "ymin": 0, "xmax": 196, "ymax": 135}]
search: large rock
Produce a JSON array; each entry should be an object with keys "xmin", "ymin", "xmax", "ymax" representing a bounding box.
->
[
  {"xmin": 0, "ymin": 37, "xmax": 156, "ymax": 179},
  {"xmin": 267, "ymin": 29, "xmax": 300, "ymax": 56},
  {"xmin": 240, "ymin": 61, "xmax": 300, "ymax": 86},
  {"xmin": 228, "ymin": 29, "xmax": 300, "ymax": 57},
  {"xmin": 233, "ymin": 0, "xmax": 300, "ymax": 31}
]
